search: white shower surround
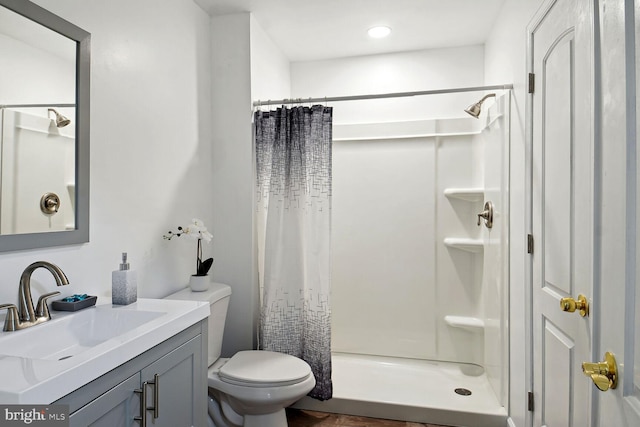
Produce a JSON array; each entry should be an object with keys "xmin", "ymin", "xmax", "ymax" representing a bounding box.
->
[
  {"xmin": 250, "ymin": 39, "xmax": 510, "ymax": 421},
  {"xmin": 331, "ymin": 109, "xmax": 507, "ymax": 364},
  {"xmin": 0, "ymin": 110, "xmax": 76, "ymax": 234},
  {"xmin": 295, "ymin": 95, "xmax": 510, "ymax": 424}
]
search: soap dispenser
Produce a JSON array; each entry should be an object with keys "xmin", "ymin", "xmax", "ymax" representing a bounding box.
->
[{"xmin": 112, "ymin": 252, "xmax": 137, "ymax": 305}]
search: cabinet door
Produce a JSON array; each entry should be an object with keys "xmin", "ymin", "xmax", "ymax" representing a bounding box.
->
[
  {"xmin": 68, "ymin": 373, "xmax": 141, "ymax": 427},
  {"xmin": 140, "ymin": 336, "xmax": 205, "ymax": 427}
]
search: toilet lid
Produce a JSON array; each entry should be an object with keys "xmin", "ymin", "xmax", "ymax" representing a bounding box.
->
[{"xmin": 218, "ymin": 350, "xmax": 312, "ymax": 386}]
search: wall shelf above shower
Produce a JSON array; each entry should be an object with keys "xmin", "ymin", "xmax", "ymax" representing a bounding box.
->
[
  {"xmin": 443, "ymin": 237, "xmax": 483, "ymax": 253},
  {"xmin": 444, "ymin": 315, "xmax": 485, "ymax": 332},
  {"xmin": 443, "ymin": 188, "xmax": 484, "ymax": 202}
]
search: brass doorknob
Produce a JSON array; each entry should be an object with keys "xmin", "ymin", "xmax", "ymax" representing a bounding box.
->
[
  {"xmin": 560, "ymin": 294, "xmax": 589, "ymax": 317},
  {"xmin": 582, "ymin": 352, "xmax": 617, "ymax": 391}
]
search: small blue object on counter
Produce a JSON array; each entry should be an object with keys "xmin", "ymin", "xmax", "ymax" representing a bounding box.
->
[
  {"xmin": 62, "ymin": 294, "xmax": 89, "ymax": 302},
  {"xmin": 52, "ymin": 295, "xmax": 97, "ymax": 311}
]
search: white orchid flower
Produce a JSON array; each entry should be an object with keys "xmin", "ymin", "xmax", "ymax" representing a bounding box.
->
[
  {"xmin": 163, "ymin": 217, "xmax": 214, "ymax": 275},
  {"xmin": 182, "ymin": 226, "xmax": 199, "ymax": 239},
  {"xmin": 182, "ymin": 219, "xmax": 204, "ymax": 239},
  {"xmin": 163, "ymin": 218, "xmax": 212, "ymax": 242},
  {"xmin": 201, "ymin": 229, "xmax": 213, "ymax": 242}
]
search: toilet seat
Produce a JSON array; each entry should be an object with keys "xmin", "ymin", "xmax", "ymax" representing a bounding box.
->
[{"xmin": 217, "ymin": 350, "xmax": 312, "ymax": 387}]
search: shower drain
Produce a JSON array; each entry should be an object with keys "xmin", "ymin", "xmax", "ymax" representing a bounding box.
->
[{"xmin": 454, "ymin": 388, "xmax": 472, "ymax": 396}]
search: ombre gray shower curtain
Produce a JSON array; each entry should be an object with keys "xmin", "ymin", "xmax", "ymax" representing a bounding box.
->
[{"xmin": 254, "ymin": 105, "xmax": 333, "ymax": 400}]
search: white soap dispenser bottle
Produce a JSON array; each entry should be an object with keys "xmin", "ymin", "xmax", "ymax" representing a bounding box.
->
[{"xmin": 112, "ymin": 252, "xmax": 137, "ymax": 305}]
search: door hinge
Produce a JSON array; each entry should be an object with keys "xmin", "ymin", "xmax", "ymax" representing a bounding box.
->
[
  {"xmin": 528, "ymin": 73, "xmax": 535, "ymax": 93},
  {"xmin": 528, "ymin": 391, "xmax": 535, "ymax": 411},
  {"xmin": 527, "ymin": 234, "xmax": 534, "ymax": 254}
]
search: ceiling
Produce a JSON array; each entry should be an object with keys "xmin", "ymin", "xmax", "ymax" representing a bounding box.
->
[{"xmin": 194, "ymin": 0, "xmax": 506, "ymax": 62}]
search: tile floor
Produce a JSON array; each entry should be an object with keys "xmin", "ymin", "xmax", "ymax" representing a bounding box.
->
[{"xmin": 286, "ymin": 409, "xmax": 453, "ymax": 427}]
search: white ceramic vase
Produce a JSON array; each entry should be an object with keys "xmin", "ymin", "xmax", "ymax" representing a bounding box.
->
[{"xmin": 189, "ymin": 274, "xmax": 210, "ymax": 292}]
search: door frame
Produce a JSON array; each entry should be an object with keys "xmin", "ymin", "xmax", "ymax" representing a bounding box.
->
[{"xmin": 525, "ymin": 0, "xmax": 599, "ymax": 425}]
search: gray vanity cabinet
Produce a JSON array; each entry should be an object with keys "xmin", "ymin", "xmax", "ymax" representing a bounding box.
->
[
  {"xmin": 66, "ymin": 374, "xmax": 141, "ymax": 426},
  {"xmin": 56, "ymin": 321, "xmax": 208, "ymax": 427},
  {"xmin": 139, "ymin": 336, "xmax": 203, "ymax": 427}
]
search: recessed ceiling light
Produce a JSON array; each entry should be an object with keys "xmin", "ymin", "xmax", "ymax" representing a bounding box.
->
[{"xmin": 368, "ymin": 26, "xmax": 391, "ymax": 39}]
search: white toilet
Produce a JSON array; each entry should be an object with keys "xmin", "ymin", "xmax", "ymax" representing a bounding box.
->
[{"xmin": 166, "ymin": 283, "xmax": 316, "ymax": 427}]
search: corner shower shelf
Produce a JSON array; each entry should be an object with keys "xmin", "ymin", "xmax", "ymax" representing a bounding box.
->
[
  {"xmin": 443, "ymin": 188, "xmax": 484, "ymax": 202},
  {"xmin": 444, "ymin": 315, "xmax": 485, "ymax": 332},
  {"xmin": 443, "ymin": 237, "xmax": 484, "ymax": 253}
]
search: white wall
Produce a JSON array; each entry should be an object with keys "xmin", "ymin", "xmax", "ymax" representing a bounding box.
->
[
  {"xmin": 484, "ymin": 0, "xmax": 546, "ymax": 425},
  {"xmin": 209, "ymin": 12, "xmax": 256, "ymax": 356},
  {"xmin": 0, "ymin": 0, "xmax": 212, "ymax": 316},
  {"xmin": 207, "ymin": 13, "xmax": 292, "ymax": 357},
  {"xmin": 291, "ymin": 45, "xmax": 485, "ymax": 124},
  {"xmin": 249, "ymin": 15, "xmax": 290, "ymax": 104},
  {"xmin": 207, "ymin": 11, "xmax": 293, "ymax": 357}
]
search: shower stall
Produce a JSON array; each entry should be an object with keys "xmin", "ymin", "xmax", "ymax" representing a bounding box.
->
[
  {"xmin": 290, "ymin": 87, "xmax": 511, "ymax": 427},
  {"xmin": 0, "ymin": 105, "xmax": 76, "ymax": 234}
]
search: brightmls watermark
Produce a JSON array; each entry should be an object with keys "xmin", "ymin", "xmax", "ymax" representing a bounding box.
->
[{"xmin": 0, "ymin": 406, "xmax": 68, "ymax": 426}]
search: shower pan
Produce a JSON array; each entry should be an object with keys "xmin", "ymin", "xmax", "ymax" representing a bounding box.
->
[{"xmin": 293, "ymin": 89, "xmax": 510, "ymax": 427}]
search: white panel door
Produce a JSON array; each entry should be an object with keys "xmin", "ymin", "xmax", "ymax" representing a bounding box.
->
[
  {"xmin": 530, "ymin": 0, "xmax": 594, "ymax": 425},
  {"xmin": 595, "ymin": 0, "xmax": 640, "ymax": 425}
]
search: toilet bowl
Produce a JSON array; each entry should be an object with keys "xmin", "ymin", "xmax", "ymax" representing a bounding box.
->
[
  {"xmin": 207, "ymin": 351, "xmax": 316, "ymax": 427},
  {"xmin": 165, "ymin": 283, "xmax": 315, "ymax": 427}
]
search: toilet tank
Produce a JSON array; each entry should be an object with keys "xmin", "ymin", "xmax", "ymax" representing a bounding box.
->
[{"xmin": 165, "ymin": 282, "xmax": 231, "ymax": 366}]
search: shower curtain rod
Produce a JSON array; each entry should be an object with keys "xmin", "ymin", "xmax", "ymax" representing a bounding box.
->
[
  {"xmin": 0, "ymin": 103, "xmax": 75, "ymax": 108},
  {"xmin": 252, "ymin": 84, "xmax": 513, "ymax": 107}
]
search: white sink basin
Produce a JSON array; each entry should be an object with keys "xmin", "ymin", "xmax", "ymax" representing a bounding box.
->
[
  {"xmin": 0, "ymin": 297, "xmax": 209, "ymax": 403},
  {"xmin": 0, "ymin": 306, "xmax": 165, "ymax": 361}
]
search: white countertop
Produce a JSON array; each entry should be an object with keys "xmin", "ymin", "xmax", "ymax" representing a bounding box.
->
[{"xmin": 0, "ymin": 297, "xmax": 209, "ymax": 403}]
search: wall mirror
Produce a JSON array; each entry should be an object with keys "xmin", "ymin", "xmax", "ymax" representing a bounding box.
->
[{"xmin": 0, "ymin": 0, "xmax": 89, "ymax": 251}]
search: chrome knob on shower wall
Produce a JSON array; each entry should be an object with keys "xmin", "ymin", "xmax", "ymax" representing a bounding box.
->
[
  {"xmin": 477, "ymin": 201, "xmax": 494, "ymax": 229},
  {"xmin": 40, "ymin": 192, "xmax": 60, "ymax": 215}
]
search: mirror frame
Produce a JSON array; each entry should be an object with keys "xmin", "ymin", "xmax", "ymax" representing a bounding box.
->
[{"xmin": 0, "ymin": 0, "xmax": 89, "ymax": 252}]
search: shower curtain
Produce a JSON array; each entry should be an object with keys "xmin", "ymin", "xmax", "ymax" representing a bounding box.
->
[{"xmin": 254, "ymin": 105, "xmax": 333, "ymax": 400}]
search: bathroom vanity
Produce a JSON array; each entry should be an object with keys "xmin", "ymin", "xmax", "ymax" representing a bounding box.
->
[
  {"xmin": 56, "ymin": 320, "xmax": 207, "ymax": 427},
  {"xmin": 0, "ymin": 298, "xmax": 209, "ymax": 426}
]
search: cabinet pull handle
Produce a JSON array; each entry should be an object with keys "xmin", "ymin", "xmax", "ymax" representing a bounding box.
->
[
  {"xmin": 134, "ymin": 382, "xmax": 148, "ymax": 427},
  {"xmin": 148, "ymin": 373, "xmax": 159, "ymax": 419}
]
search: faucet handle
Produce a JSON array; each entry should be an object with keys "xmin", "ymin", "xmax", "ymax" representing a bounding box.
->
[
  {"xmin": 35, "ymin": 291, "xmax": 61, "ymax": 319},
  {"xmin": 0, "ymin": 303, "xmax": 19, "ymax": 332}
]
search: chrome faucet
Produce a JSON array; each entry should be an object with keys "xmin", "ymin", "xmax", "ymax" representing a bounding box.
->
[{"xmin": 0, "ymin": 261, "xmax": 69, "ymax": 331}]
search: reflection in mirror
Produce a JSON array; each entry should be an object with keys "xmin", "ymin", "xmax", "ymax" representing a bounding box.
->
[
  {"xmin": 0, "ymin": 5, "xmax": 76, "ymax": 105},
  {"xmin": 0, "ymin": 107, "xmax": 76, "ymax": 234},
  {"xmin": 0, "ymin": 4, "xmax": 76, "ymax": 235},
  {"xmin": 0, "ymin": 0, "xmax": 90, "ymax": 251}
]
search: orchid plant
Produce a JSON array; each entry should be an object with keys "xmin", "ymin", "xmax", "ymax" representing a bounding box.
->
[{"xmin": 163, "ymin": 218, "xmax": 214, "ymax": 276}]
